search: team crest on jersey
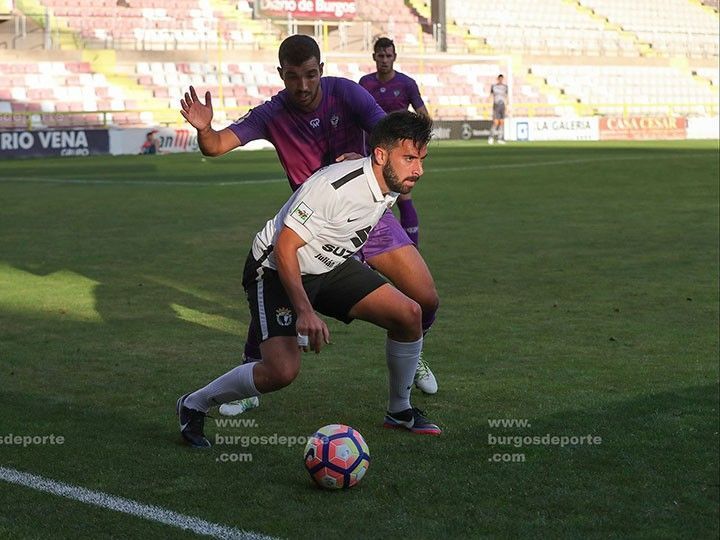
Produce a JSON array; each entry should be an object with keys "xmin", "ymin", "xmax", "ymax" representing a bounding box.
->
[
  {"xmin": 393, "ymin": 90, "xmax": 400, "ymax": 97},
  {"xmin": 276, "ymin": 307, "xmax": 293, "ymax": 327},
  {"xmin": 379, "ymin": 87, "xmax": 386, "ymax": 93},
  {"xmin": 291, "ymin": 202, "xmax": 314, "ymax": 224},
  {"xmin": 310, "ymin": 118, "xmax": 320, "ymax": 128},
  {"xmin": 330, "ymin": 114, "xmax": 339, "ymax": 127}
]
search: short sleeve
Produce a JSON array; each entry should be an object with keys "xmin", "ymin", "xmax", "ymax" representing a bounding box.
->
[
  {"xmin": 346, "ymin": 81, "xmax": 386, "ymax": 131},
  {"xmin": 227, "ymin": 103, "xmax": 271, "ymax": 145},
  {"xmin": 407, "ymin": 77, "xmax": 425, "ymax": 111},
  {"xmin": 283, "ymin": 177, "xmax": 337, "ymax": 244}
]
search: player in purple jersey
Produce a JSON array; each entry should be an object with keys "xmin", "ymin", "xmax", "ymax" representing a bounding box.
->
[
  {"xmin": 180, "ymin": 35, "xmax": 439, "ymax": 412},
  {"xmin": 358, "ymin": 38, "xmax": 429, "ymax": 119},
  {"xmin": 359, "ymin": 37, "xmax": 429, "ymax": 256}
]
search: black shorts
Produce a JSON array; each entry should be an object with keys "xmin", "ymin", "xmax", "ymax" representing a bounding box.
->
[{"xmin": 242, "ymin": 251, "xmax": 388, "ymax": 342}]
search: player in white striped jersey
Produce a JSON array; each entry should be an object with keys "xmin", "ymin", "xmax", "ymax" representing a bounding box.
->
[{"xmin": 177, "ymin": 112, "xmax": 442, "ymax": 448}]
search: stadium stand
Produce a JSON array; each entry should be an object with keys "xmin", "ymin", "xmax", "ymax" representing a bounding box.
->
[
  {"xmin": 578, "ymin": 0, "xmax": 719, "ymax": 58},
  {"xmin": 0, "ymin": 59, "xmax": 135, "ymax": 128},
  {"xmin": 1, "ymin": 0, "xmax": 13, "ymax": 19},
  {"xmin": 531, "ymin": 63, "xmax": 719, "ymax": 116},
  {"xmin": 16, "ymin": 0, "xmax": 276, "ymax": 50},
  {"xmin": 0, "ymin": 0, "xmax": 717, "ymax": 127},
  {"xmin": 695, "ymin": 66, "xmax": 719, "ymax": 87},
  {"xmin": 355, "ymin": 0, "xmax": 467, "ymax": 52},
  {"xmin": 445, "ymin": 0, "xmax": 641, "ymax": 57}
]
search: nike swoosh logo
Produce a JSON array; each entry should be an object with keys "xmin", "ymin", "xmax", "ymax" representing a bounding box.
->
[
  {"xmin": 180, "ymin": 422, "xmax": 189, "ymax": 431},
  {"xmin": 347, "ymin": 217, "xmax": 361, "ymax": 222}
]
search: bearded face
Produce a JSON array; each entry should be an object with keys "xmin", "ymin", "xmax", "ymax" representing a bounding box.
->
[{"xmin": 382, "ymin": 159, "xmax": 416, "ymax": 194}]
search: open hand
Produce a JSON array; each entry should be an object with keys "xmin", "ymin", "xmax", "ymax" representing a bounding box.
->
[{"xmin": 180, "ymin": 86, "xmax": 213, "ymax": 131}]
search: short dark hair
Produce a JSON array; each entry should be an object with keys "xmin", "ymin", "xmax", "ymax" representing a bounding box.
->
[
  {"xmin": 497, "ymin": 74, "xmax": 504, "ymax": 78},
  {"xmin": 373, "ymin": 37, "xmax": 395, "ymax": 53},
  {"xmin": 369, "ymin": 111, "xmax": 433, "ymax": 153},
  {"xmin": 278, "ymin": 35, "xmax": 321, "ymax": 67}
]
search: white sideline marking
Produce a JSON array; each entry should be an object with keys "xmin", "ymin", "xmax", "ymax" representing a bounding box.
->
[
  {"xmin": 0, "ymin": 153, "xmax": 710, "ymax": 186},
  {"xmin": 0, "ymin": 466, "xmax": 277, "ymax": 540}
]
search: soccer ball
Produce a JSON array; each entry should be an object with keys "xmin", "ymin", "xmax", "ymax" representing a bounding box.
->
[{"xmin": 303, "ymin": 424, "xmax": 370, "ymax": 489}]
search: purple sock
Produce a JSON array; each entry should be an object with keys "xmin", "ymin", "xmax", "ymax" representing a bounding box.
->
[
  {"xmin": 397, "ymin": 199, "xmax": 419, "ymax": 248},
  {"xmin": 244, "ymin": 318, "xmax": 262, "ymax": 362}
]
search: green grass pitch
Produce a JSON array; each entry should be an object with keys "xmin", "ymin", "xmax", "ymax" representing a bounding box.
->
[{"xmin": 0, "ymin": 140, "xmax": 718, "ymax": 538}]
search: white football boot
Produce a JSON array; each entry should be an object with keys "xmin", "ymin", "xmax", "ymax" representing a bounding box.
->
[
  {"xmin": 219, "ymin": 396, "xmax": 259, "ymax": 417},
  {"xmin": 413, "ymin": 353, "xmax": 438, "ymax": 394}
]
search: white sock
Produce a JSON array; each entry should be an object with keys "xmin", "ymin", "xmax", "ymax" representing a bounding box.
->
[
  {"xmin": 185, "ymin": 362, "xmax": 260, "ymax": 413},
  {"xmin": 386, "ymin": 337, "xmax": 422, "ymax": 414}
]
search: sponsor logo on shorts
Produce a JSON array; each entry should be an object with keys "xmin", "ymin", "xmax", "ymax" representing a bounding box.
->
[
  {"xmin": 291, "ymin": 202, "xmax": 314, "ymax": 224},
  {"xmin": 330, "ymin": 114, "xmax": 339, "ymax": 127},
  {"xmin": 276, "ymin": 307, "xmax": 293, "ymax": 326}
]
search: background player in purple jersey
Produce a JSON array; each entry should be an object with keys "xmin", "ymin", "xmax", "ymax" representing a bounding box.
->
[
  {"xmin": 180, "ymin": 35, "xmax": 439, "ymax": 411},
  {"xmin": 359, "ymin": 37, "xmax": 430, "ymax": 250}
]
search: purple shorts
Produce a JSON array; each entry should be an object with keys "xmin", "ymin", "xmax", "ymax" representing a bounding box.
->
[{"xmin": 359, "ymin": 209, "xmax": 414, "ymax": 261}]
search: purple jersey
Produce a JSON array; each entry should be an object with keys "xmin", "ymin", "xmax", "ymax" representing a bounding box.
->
[
  {"xmin": 358, "ymin": 71, "xmax": 425, "ymax": 114},
  {"xmin": 228, "ymin": 77, "xmax": 385, "ymax": 191}
]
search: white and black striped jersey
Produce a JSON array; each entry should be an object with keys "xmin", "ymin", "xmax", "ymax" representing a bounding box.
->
[{"xmin": 251, "ymin": 157, "xmax": 398, "ymax": 275}]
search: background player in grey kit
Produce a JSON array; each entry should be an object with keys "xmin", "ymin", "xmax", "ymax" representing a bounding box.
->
[
  {"xmin": 489, "ymin": 74, "xmax": 508, "ymax": 145},
  {"xmin": 359, "ymin": 37, "xmax": 430, "ymax": 249},
  {"xmin": 176, "ymin": 111, "xmax": 442, "ymax": 449}
]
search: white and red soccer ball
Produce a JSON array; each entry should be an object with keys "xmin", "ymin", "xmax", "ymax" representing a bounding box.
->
[{"xmin": 303, "ymin": 424, "xmax": 370, "ymax": 489}]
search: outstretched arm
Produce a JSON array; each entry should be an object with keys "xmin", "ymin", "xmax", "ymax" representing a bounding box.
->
[
  {"xmin": 274, "ymin": 226, "xmax": 330, "ymax": 353},
  {"xmin": 180, "ymin": 85, "xmax": 241, "ymax": 156}
]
